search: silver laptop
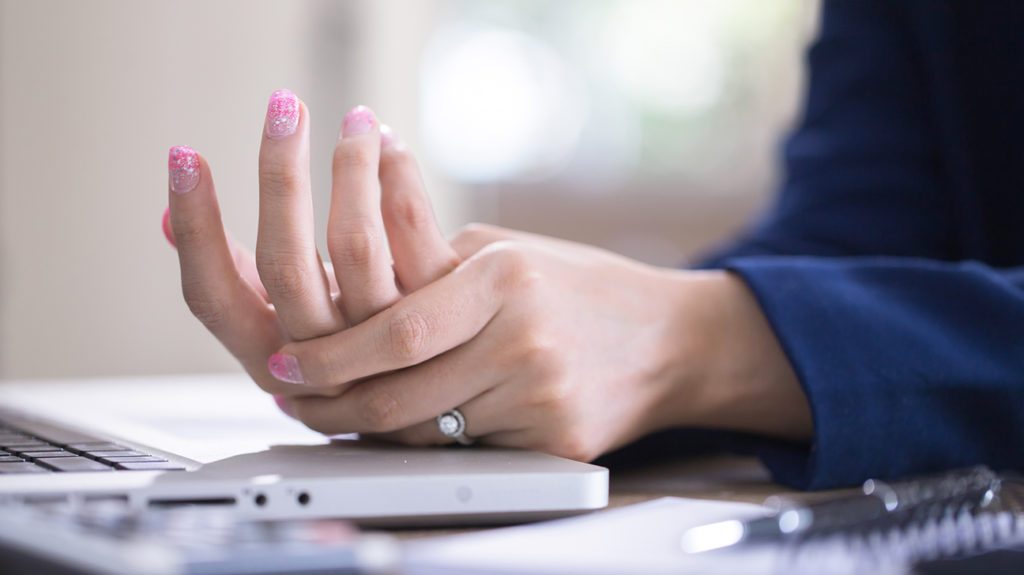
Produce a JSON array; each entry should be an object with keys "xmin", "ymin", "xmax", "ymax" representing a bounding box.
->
[{"xmin": 0, "ymin": 374, "xmax": 608, "ymax": 526}]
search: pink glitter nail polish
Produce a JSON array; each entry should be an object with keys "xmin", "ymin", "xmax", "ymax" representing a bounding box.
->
[
  {"xmin": 342, "ymin": 105, "xmax": 377, "ymax": 137},
  {"xmin": 168, "ymin": 146, "xmax": 199, "ymax": 194},
  {"xmin": 266, "ymin": 89, "xmax": 299, "ymax": 138},
  {"xmin": 162, "ymin": 206, "xmax": 176, "ymax": 247},
  {"xmin": 268, "ymin": 353, "xmax": 305, "ymax": 384}
]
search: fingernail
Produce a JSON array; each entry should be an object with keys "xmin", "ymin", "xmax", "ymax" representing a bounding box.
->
[
  {"xmin": 342, "ymin": 105, "xmax": 377, "ymax": 137},
  {"xmin": 273, "ymin": 395, "xmax": 296, "ymax": 418},
  {"xmin": 268, "ymin": 353, "xmax": 304, "ymax": 384},
  {"xmin": 266, "ymin": 89, "xmax": 299, "ymax": 139},
  {"xmin": 379, "ymin": 124, "xmax": 405, "ymax": 151},
  {"xmin": 168, "ymin": 146, "xmax": 199, "ymax": 194},
  {"xmin": 162, "ymin": 206, "xmax": 176, "ymax": 247}
]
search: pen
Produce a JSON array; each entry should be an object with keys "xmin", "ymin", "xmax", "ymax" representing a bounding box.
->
[{"xmin": 679, "ymin": 466, "xmax": 1000, "ymax": 554}]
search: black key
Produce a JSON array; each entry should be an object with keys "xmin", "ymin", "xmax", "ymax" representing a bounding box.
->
[
  {"xmin": 86, "ymin": 450, "xmax": 148, "ymax": 458},
  {"xmin": 0, "ymin": 455, "xmax": 24, "ymax": 462},
  {"xmin": 37, "ymin": 457, "xmax": 114, "ymax": 472},
  {"xmin": 0, "ymin": 440, "xmax": 48, "ymax": 448},
  {"xmin": 8, "ymin": 446, "xmax": 62, "ymax": 456},
  {"xmin": 0, "ymin": 418, "xmax": 102, "ymax": 445},
  {"xmin": 102, "ymin": 455, "xmax": 167, "ymax": 463},
  {"xmin": 67, "ymin": 442, "xmax": 130, "ymax": 452},
  {"xmin": 0, "ymin": 462, "xmax": 48, "ymax": 474},
  {"xmin": 25, "ymin": 451, "xmax": 77, "ymax": 459},
  {"xmin": 24, "ymin": 428, "xmax": 102, "ymax": 445},
  {"xmin": 115, "ymin": 462, "xmax": 186, "ymax": 471}
]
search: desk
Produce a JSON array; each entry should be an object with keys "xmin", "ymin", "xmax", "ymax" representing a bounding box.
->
[{"xmin": 388, "ymin": 455, "xmax": 806, "ymax": 540}]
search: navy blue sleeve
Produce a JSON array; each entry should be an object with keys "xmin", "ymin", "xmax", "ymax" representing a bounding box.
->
[
  {"xmin": 724, "ymin": 257, "xmax": 1024, "ymax": 490},
  {"xmin": 702, "ymin": 0, "xmax": 953, "ymax": 262},
  {"xmin": 696, "ymin": 2, "xmax": 1024, "ymax": 489}
]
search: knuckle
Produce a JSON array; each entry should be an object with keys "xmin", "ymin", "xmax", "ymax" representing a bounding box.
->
[
  {"xmin": 256, "ymin": 256, "xmax": 312, "ymax": 301},
  {"xmin": 520, "ymin": 338, "xmax": 568, "ymax": 388},
  {"xmin": 529, "ymin": 374, "xmax": 575, "ymax": 428},
  {"xmin": 361, "ymin": 390, "xmax": 403, "ymax": 432},
  {"xmin": 181, "ymin": 283, "xmax": 231, "ymax": 328},
  {"xmin": 334, "ymin": 144, "xmax": 376, "ymax": 171},
  {"xmin": 327, "ymin": 228, "xmax": 379, "ymax": 268},
  {"xmin": 383, "ymin": 310, "xmax": 432, "ymax": 362},
  {"xmin": 520, "ymin": 333, "xmax": 559, "ymax": 368},
  {"xmin": 534, "ymin": 372, "xmax": 574, "ymax": 409},
  {"xmin": 475, "ymin": 241, "xmax": 538, "ymax": 293},
  {"xmin": 171, "ymin": 221, "xmax": 208, "ymax": 246},
  {"xmin": 260, "ymin": 161, "xmax": 304, "ymax": 193},
  {"xmin": 386, "ymin": 190, "xmax": 432, "ymax": 231},
  {"xmin": 523, "ymin": 340, "xmax": 574, "ymax": 407}
]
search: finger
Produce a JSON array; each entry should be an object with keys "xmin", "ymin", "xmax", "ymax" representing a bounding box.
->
[
  {"xmin": 165, "ymin": 206, "xmax": 270, "ymax": 301},
  {"xmin": 378, "ymin": 124, "xmax": 460, "ymax": 292},
  {"xmin": 288, "ymin": 332, "xmax": 500, "ymax": 435},
  {"xmin": 327, "ymin": 106, "xmax": 401, "ymax": 325},
  {"xmin": 368, "ymin": 385, "xmax": 525, "ymax": 446},
  {"xmin": 477, "ymin": 430, "xmax": 533, "ymax": 449},
  {"xmin": 273, "ymin": 395, "xmax": 297, "ymax": 419},
  {"xmin": 450, "ymin": 223, "xmax": 520, "ymax": 259},
  {"xmin": 269, "ymin": 249, "xmax": 511, "ymax": 387},
  {"xmin": 257, "ymin": 89, "xmax": 346, "ymax": 340},
  {"xmin": 168, "ymin": 146, "xmax": 292, "ymax": 396}
]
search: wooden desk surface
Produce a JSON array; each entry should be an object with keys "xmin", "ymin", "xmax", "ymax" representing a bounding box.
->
[{"xmin": 386, "ymin": 455, "xmax": 821, "ymax": 541}]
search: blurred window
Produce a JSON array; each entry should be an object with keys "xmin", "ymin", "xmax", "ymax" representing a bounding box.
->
[{"xmin": 417, "ymin": 0, "xmax": 817, "ymax": 264}]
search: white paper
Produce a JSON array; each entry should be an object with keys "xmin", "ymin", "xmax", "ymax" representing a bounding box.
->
[{"xmin": 404, "ymin": 497, "xmax": 779, "ymax": 575}]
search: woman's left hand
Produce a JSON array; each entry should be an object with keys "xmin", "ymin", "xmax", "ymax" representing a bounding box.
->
[
  {"xmin": 277, "ymin": 223, "xmax": 711, "ymax": 460},
  {"xmin": 170, "ymin": 95, "xmax": 811, "ymax": 461}
]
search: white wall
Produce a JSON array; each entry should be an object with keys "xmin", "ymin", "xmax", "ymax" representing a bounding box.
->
[
  {"xmin": 0, "ymin": 0, "xmax": 455, "ymax": 379},
  {"xmin": 0, "ymin": 0, "xmax": 806, "ymax": 380}
]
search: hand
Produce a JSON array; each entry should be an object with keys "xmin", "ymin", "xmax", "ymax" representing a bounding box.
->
[
  {"xmin": 165, "ymin": 90, "xmax": 457, "ymax": 401},
  {"xmin": 166, "ymin": 90, "xmax": 812, "ymax": 460},
  {"xmin": 274, "ymin": 230, "xmax": 813, "ymax": 460}
]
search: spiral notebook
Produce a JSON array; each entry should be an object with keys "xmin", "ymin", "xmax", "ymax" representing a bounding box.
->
[{"xmin": 682, "ymin": 465, "xmax": 1024, "ymax": 574}]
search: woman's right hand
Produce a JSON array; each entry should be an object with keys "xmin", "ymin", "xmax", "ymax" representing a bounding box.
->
[{"xmin": 164, "ymin": 90, "xmax": 458, "ymax": 402}]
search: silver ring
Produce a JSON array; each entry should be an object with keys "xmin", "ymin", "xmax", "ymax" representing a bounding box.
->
[{"xmin": 436, "ymin": 409, "xmax": 474, "ymax": 445}]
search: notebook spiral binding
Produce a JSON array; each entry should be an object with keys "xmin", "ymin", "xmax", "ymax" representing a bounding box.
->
[{"xmin": 777, "ymin": 466, "xmax": 1024, "ymax": 574}]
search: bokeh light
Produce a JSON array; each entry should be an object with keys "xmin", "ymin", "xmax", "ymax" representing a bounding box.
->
[{"xmin": 420, "ymin": 25, "xmax": 587, "ymax": 182}]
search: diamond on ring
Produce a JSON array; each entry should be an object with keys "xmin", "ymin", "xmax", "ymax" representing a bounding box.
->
[{"xmin": 436, "ymin": 409, "xmax": 473, "ymax": 445}]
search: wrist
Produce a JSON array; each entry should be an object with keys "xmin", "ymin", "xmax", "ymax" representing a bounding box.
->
[{"xmin": 650, "ymin": 269, "xmax": 812, "ymax": 441}]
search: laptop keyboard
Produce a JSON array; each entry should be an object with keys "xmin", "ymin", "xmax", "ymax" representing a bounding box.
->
[{"xmin": 0, "ymin": 421, "xmax": 186, "ymax": 474}]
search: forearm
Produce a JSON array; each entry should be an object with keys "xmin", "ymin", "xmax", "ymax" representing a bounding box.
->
[{"xmin": 652, "ymin": 270, "xmax": 813, "ymax": 441}]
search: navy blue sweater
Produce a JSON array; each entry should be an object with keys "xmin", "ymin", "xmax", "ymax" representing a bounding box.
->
[{"xmin": 625, "ymin": 1, "xmax": 1024, "ymax": 490}]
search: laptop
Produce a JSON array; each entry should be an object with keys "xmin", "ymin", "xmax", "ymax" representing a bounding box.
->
[{"xmin": 0, "ymin": 374, "xmax": 608, "ymax": 526}]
